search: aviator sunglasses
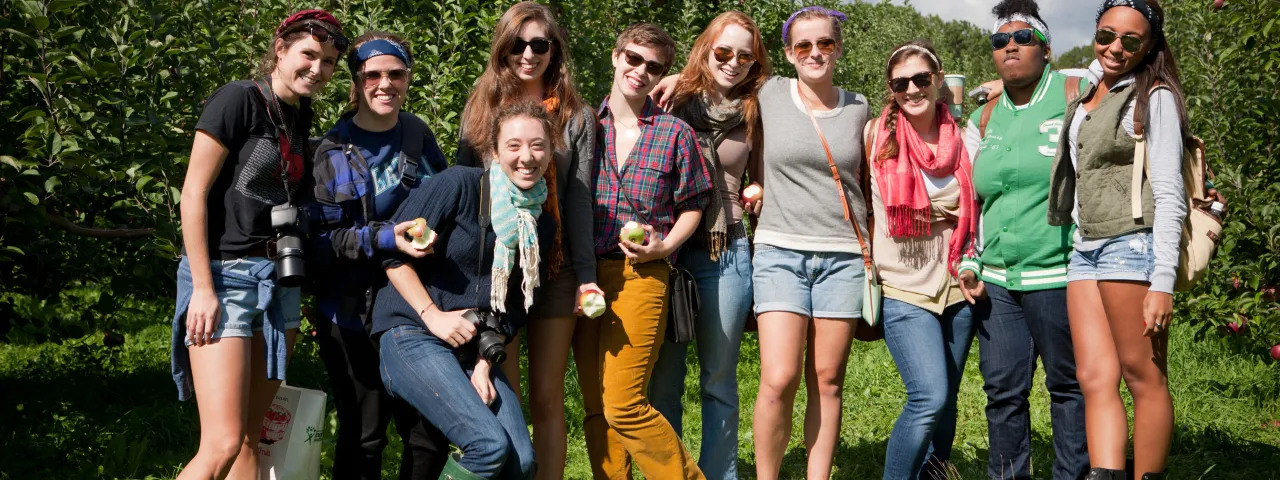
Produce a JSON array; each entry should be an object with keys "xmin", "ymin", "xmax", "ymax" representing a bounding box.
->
[
  {"xmin": 890, "ymin": 71, "xmax": 935, "ymax": 93},
  {"xmin": 510, "ymin": 37, "xmax": 552, "ymax": 55},
  {"xmin": 360, "ymin": 68, "xmax": 411, "ymax": 86},
  {"xmin": 620, "ymin": 49, "xmax": 668, "ymax": 75},
  {"xmin": 285, "ymin": 22, "xmax": 349, "ymax": 51},
  {"xmin": 1095, "ymin": 29, "xmax": 1144, "ymax": 53},
  {"xmin": 713, "ymin": 46, "xmax": 756, "ymax": 66},
  {"xmin": 790, "ymin": 38, "xmax": 836, "ymax": 57},
  {"xmin": 990, "ymin": 28, "xmax": 1044, "ymax": 50}
]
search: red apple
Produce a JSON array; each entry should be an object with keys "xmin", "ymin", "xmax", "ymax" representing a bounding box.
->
[
  {"xmin": 1232, "ymin": 276, "xmax": 1242, "ymax": 290},
  {"xmin": 1271, "ymin": 344, "xmax": 1280, "ymax": 360},
  {"xmin": 619, "ymin": 221, "xmax": 646, "ymax": 244},
  {"xmin": 579, "ymin": 291, "xmax": 606, "ymax": 319},
  {"xmin": 1262, "ymin": 286, "xmax": 1278, "ymax": 302},
  {"xmin": 1213, "ymin": 0, "xmax": 1224, "ymax": 10},
  {"xmin": 742, "ymin": 183, "xmax": 763, "ymax": 204}
]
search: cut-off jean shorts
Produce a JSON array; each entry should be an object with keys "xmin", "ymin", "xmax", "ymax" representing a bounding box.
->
[
  {"xmin": 751, "ymin": 244, "xmax": 865, "ymax": 319},
  {"xmin": 181, "ymin": 257, "xmax": 302, "ymax": 346},
  {"xmin": 1067, "ymin": 230, "xmax": 1156, "ymax": 283}
]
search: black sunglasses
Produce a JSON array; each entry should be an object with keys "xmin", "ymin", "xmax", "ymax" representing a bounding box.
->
[
  {"xmin": 713, "ymin": 46, "xmax": 756, "ymax": 66},
  {"xmin": 990, "ymin": 28, "xmax": 1043, "ymax": 50},
  {"xmin": 791, "ymin": 38, "xmax": 836, "ymax": 57},
  {"xmin": 510, "ymin": 37, "xmax": 552, "ymax": 55},
  {"xmin": 285, "ymin": 22, "xmax": 349, "ymax": 51},
  {"xmin": 1095, "ymin": 29, "xmax": 1144, "ymax": 53},
  {"xmin": 620, "ymin": 49, "xmax": 667, "ymax": 76},
  {"xmin": 889, "ymin": 72, "xmax": 934, "ymax": 93}
]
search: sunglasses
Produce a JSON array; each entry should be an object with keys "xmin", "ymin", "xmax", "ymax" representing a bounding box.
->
[
  {"xmin": 285, "ymin": 22, "xmax": 349, "ymax": 51},
  {"xmin": 360, "ymin": 68, "xmax": 411, "ymax": 86},
  {"xmin": 620, "ymin": 49, "xmax": 668, "ymax": 76},
  {"xmin": 990, "ymin": 28, "xmax": 1043, "ymax": 50},
  {"xmin": 1095, "ymin": 29, "xmax": 1144, "ymax": 53},
  {"xmin": 510, "ymin": 37, "xmax": 552, "ymax": 55},
  {"xmin": 791, "ymin": 38, "xmax": 836, "ymax": 57},
  {"xmin": 713, "ymin": 46, "xmax": 756, "ymax": 66},
  {"xmin": 889, "ymin": 71, "xmax": 935, "ymax": 93}
]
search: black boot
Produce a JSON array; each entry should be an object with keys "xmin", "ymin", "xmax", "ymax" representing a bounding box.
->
[
  {"xmin": 1085, "ymin": 467, "xmax": 1127, "ymax": 480},
  {"xmin": 1140, "ymin": 473, "xmax": 1166, "ymax": 480}
]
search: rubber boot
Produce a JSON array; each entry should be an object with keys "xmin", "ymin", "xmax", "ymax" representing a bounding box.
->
[
  {"xmin": 439, "ymin": 453, "xmax": 485, "ymax": 480},
  {"xmin": 1140, "ymin": 473, "xmax": 1166, "ymax": 480},
  {"xmin": 1085, "ymin": 468, "xmax": 1128, "ymax": 480}
]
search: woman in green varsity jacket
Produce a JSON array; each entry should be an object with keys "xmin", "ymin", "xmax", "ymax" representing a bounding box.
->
[
  {"xmin": 957, "ymin": 1, "xmax": 1089, "ymax": 478},
  {"xmin": 1047, "ymin": 1, "xmax": 1188, "ymax": 478}
]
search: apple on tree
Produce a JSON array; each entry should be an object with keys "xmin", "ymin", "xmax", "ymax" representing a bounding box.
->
[
  {"xmin": 1271, "ymin": 344, "xmax": 1280, "ymax": 361},
  {"xmin": 408, "ymin": 218, "xmax": 436, "ymax": 250}
]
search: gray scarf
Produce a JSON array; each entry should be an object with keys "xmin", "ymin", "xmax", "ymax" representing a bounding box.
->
[{"xmin": 673, "ymin": 93, "xmax": 745, "ymax": 261}]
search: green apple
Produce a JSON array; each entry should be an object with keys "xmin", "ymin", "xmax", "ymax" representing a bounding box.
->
[
  {"xmin": 579, "ymin": 291, "xmax": 606, "ymax": 319},
  {"xmin": 619, "ymin": 221, "xmax": 645, "ymax": 244},
  {"xmin": 409, "ymin": 218, "xmax": 436, "ymax": 250}
]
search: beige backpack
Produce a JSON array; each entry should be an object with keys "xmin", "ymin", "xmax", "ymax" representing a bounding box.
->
[{"xmin": 1131, "ymin": 85, "xmax": 1225, "ymax": 291}]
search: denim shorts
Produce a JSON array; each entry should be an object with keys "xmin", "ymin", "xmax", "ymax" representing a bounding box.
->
[
  {"xmin": 1067, "ymin": 231, "xmax": 1155, "ymax": 283},
  {"xmin": 184, "ymin": 257, "xmax": 302, "ymax": 345},
  {"xmin": 751, "ymin": 244, "xmax": 865, "ymax": 319}
]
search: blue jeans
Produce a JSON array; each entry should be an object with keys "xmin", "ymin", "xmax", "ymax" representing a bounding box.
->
[
  {"xmin": 882, "ymin": 299, "xmax": 975, "ymax": 480},
  {"xmin": 974, "ymin": 283, "xmax": 1088, "ymax": 480},
  {"xmin": 379, "ymin": 325, "xmax": 534, "ymax": 478},
  {"xmin": 649, "ymin": 236, "xmax": 752, "ymax": 480}
]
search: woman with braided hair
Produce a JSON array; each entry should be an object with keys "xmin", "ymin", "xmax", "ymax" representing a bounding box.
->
[{"xmin": 866, "ymin": 39, "xmax": 979, "ymax": 480}]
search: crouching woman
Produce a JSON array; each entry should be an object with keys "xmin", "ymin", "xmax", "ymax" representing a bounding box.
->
[{"xmin": 372, "ymin": 100, "xmax": 562, "ymax": 479}]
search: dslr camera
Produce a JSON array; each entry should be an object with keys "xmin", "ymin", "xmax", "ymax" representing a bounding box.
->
[
  {"xmin": 269, "ymin": 203, "xmax": 309, "ymax": 288},
  {"xmin": 462, "ymin": 309, "xmax": 508, "ymax": 364}
]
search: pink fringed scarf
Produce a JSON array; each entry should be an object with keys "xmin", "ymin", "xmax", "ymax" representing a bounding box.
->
[{"xmin": 874, "ymin": 103, "xmax": 978, "ymax": 276}]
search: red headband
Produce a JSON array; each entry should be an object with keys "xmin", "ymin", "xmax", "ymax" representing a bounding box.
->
[{"xmin": 275, "ymin": 9, "xmax": 341, "ymax": 37}]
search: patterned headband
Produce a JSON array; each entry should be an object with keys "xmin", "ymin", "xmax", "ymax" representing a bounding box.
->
[
  {"xmin": 992, "ymin": 14, "xmax": 1052, "ymax": 45},
  {"xmin": 889, "ymin": 45, "xmax": 941, "ymax": 70},
  {"xmin": 349, "ymin": 39, "xmax": 413, "ymax": 74},
  {"xmin": 782, "ymin": 6, "xmax": 848, "ymax": 44},
  {"xmin": 1096, "ymin": 0, "xmax": 1163, "ymax": 34}
]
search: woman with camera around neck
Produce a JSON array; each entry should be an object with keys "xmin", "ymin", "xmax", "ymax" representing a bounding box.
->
[
  {"xmin": 372, "ymin": 100, "xmax": 562, "ymax": 479},
  {"xmin": 169, "ymin": 9, "xmax": 346, "ymax": 479},
  {"xmin": 305, "ymin": 32, "xmax": 450, "ymax": 479}
]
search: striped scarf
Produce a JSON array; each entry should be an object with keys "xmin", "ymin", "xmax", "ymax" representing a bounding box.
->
[{"xmin": 488, "ymin": 166, "xmax": 547, "ymax": 313}]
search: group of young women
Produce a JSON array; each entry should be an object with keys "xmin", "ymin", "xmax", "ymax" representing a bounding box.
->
[{"xmin": 170, "ymin": 0, "xmax": 1190, "ymax": 478}]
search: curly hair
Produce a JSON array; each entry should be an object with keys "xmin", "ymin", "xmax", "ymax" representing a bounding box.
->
[
  {"xmin": 491, "ymin": 100, "xmax": 563, "ymax": 278},
  {"xmin": 992, "ymin": 0, "xmax": 1045, "ymax": 22}
]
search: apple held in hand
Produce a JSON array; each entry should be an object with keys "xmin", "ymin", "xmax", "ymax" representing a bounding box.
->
[
  {"xmin": 619, "ymin": 221, "xmax": 646, "ymax": 245},
  {"xmin": 742, "ymin": 183, "xmax": 762, "ymax": 204},
  {"xmin": 579, "ymin": 291, "xmax": 606, "ymax": 319},
  {"xmin": 409, "ymin": 218, "xmax": 436, "ymax": 250}
]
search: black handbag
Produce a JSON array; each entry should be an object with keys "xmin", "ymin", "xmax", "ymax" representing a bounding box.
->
[{"xmin": 612, "ymin": 173, "xmax": 700, "ymax": 345}]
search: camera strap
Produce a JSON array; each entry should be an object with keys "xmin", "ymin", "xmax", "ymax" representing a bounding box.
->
[
  {"xmin": 475, "ymin": 169, "xmax": 492, "ymax": 307},
  {"xmin": 252, "ymin": 78, "xmax": 303, "ymax": 203}
]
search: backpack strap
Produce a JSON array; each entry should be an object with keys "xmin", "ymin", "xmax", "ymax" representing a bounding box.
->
[
  {"xmin": 1065, "ymin": 75, "xmax": 1083, "ymax": 104},
  {"xmin": 978, "ymin": 101, "xmax": 997, "ymax": 138},
  {"xmin": 398, "ymin": 112, "xmax": 427, "ymax": 187},
  {"xmin": 1131, "ymin": 83, "xmax": 1176, "ymax": 221}
]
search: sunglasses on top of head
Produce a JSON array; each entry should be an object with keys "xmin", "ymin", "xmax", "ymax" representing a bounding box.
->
[
  {"xmin": 790, "ymin": 38, "xmax": 836, "ymax": 57},
  {"xmin": 509, "ymin": 37, "xmax": 552, "ymax": 55},
  {"xmin": 989, "ymin": 28, "xmax": 1044, "ymax": 50},
  {"xmin": 620, "ymin": 49, "xmax": 668, "ymax": 76},
  {"xmin": 360, "ymin": 68, "xmax": 411, "ymax": 86},
  {"xmin": 1095, "ymin": 29, "xmax": 1144, "ymax": 53},
  {"xmin": 284, "ymin": 22, "xmax": 349, "ymax": 51},
  {"xmin": 713, "ymin": 46, "xmax": 756, "ymax": 66},
  {"xmin": 889, "ymin": 71, "xmax": 935, "ymax": 93}
]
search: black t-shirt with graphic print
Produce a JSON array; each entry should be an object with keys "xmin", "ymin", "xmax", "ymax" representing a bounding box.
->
[{"xmin": 194, "ymin": 79, "xmax": 313, "ymax": 258}]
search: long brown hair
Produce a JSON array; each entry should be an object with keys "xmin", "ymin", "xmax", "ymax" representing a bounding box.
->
[
  {"xmin": 492, "ymin": 100, "xmax": 563, "ymax": 278},
  {"xmin": 462, "ymin": 2, "xmax": 585, "ymax": 158},
  {"xmin": 668, "ymin": 11, "xmax": 771, "ymax": 143},
  {"xmin": 345, "ymin": 32, "xmax": 413, "ymax": 112},
  {"xmin": 878, "ymin": 40, "xmax": 944, "ymax": 163},
  {"xmin": 1121, "ymin": 0, "xmax": 1191, "ymax": 138}
]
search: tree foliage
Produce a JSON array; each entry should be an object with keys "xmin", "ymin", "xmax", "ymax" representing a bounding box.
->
[{"xmin": 1, "ymin": 0, "xmax": 1276, "ymax": 353}]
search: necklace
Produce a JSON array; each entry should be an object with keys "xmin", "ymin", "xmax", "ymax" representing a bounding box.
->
[{"xmin": 615, "ymin": 116, "xmax": 640, "ymax": 139}]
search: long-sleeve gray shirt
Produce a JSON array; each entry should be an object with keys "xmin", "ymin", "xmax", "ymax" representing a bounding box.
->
[
  {"xmin": 455, "ymin": 105, "xmax": 598, "ymax": 284},
  {"xmin": 1066, "ymin": 62, "xmax": 1186, "ymax": 294}
]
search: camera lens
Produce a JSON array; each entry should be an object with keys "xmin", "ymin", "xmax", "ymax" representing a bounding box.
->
[
  {"xmin": 274, "ymin": 234, "xmax": 306, "ymax": 288},
  {"xmin": 477, "ymin": 331, "xmax": 507, "ymax": 364}
]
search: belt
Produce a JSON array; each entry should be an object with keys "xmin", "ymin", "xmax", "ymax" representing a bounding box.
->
[{"xmin": 219, "ymin": 244, "xmax": 271, "ymax": 260}]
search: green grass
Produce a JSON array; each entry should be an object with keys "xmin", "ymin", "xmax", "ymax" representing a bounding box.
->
[{"xmin": 2, "ymin": 302, "xmax": 1278, "ymax": 479}]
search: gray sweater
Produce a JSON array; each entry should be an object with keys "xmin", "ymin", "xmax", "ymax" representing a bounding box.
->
[
  {"xmin": 754, "ymin": 76, "xmax": 870, "ymax": 252},
  {"xmin": 1065, "ymin": 62, "xmax": 1186, "ymax": 294},
  {"xmin": 455, "ymin": 105, "xmax": 598, "ymax": 284}
]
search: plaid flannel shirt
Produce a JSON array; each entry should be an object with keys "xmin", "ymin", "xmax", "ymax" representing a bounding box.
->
[{"xmin": 592, "ymin": 97, "xmax": 712, "ymax": 256}]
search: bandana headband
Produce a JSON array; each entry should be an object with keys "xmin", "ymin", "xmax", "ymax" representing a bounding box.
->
[
  {"xmin": 992, "ymin": 14, "xmax": 1052, "ymax": 45},
  {"xmin": 782, "ymin": 6, "xmax": 847, "ymax": 44},
  {"xmin": 889, "ymin": 45, "xmax": 941, "ymax": 70},
  {"xmin": 349, "ymin": 39, "xmax": 413, "ymax": 75},
  {"xmin": 1096, "ymin": 0, "xmax": 1163, "ymax": 34}
]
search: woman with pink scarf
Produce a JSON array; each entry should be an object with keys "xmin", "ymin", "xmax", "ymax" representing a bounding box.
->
[{"xmin": 862, "ymin": 39, "xmax": 979, "ymax": 480}]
